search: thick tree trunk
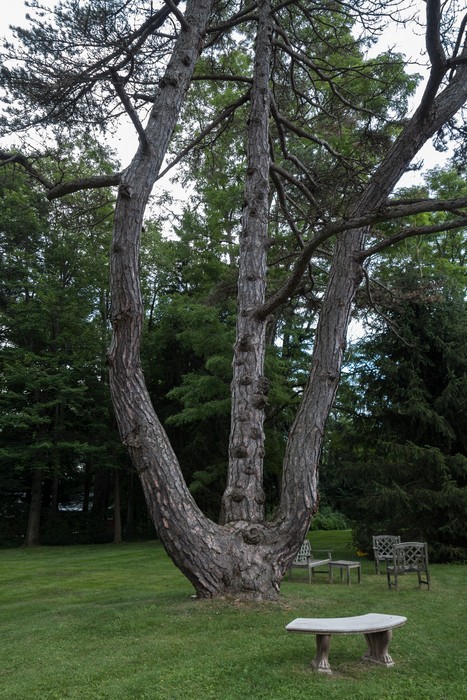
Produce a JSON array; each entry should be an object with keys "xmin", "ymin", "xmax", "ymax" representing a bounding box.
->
[{"xmin": 222, "ymin": 0, "xmax": 273, "ymax": 525}]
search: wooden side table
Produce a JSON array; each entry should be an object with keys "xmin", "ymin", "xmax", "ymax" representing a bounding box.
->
[{"xmin": 329, "ymin": 559, "xmax": 361, "ymax": 585}]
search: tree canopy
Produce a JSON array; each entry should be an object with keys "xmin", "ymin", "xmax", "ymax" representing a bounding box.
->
[{"xmin": 1, "ymin": 1, "xmax": 466, "ymax": 598}]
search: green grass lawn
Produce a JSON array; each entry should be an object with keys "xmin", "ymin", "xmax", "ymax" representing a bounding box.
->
[{"xmin": 0, "ymin": 531, "xmax": 465, "ymax": 699}]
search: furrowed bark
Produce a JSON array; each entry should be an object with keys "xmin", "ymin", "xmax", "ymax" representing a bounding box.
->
[
  {"xmin": 108, "ymin": 0, "xmax": 282, "ymax": 600},
  {"xmin": 222, "ymin": 0, "xmax": 273, "ymax": 526},
  {"xmin": 107, "ymin": 0, "xmax": 235, "ymax": 597}
]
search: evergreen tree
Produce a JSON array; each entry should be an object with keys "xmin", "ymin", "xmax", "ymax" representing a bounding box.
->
[
  {"xmin": 0, "ymin": 150, "xmax": 127, "ymax": 545},
  {"xmin": 324, "ymin": 260, "xmax": 467, "ymax": 561},
  {"xmin": 1, "ymin": 0, "xmax": 466, "ymax": 597}
]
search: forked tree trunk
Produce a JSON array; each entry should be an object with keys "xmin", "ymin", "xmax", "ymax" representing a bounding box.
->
[{"xmin": 107, "ymin": 2, "xmax": 467, "ymax": 599}]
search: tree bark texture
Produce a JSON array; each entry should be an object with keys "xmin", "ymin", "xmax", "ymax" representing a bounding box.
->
[
  {"xmin": 223, "ymin": 0, "xmax": 273, "ymax": 525},
  {"xmin": 107, "ymin": 1, "xmax": 283, "ymax": 599},
  {"xmin": 107, "ymin": 1, "xmax": 467, "ymax": 598}
]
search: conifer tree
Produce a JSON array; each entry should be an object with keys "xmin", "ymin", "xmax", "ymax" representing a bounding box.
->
[{"xmin": 1, "ymin": 1, "xmax": 466, "ymax": 596}]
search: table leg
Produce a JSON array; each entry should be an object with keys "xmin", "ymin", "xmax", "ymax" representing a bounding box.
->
[
  {"xmin": 362, "ymin": 629, "xmax": 395, "ymax": 667},
  {"xmin": 311, "ymin": 634, "xmax": 332, "ymax": 674}
]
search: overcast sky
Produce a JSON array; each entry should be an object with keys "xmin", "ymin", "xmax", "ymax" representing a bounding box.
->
[{"xmin": 0, "ymin": 1, "xmax": 449, "ymax": 185}]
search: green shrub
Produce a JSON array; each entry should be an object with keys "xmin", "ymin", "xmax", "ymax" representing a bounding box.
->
[{"xmin": 310, "ymin": 506, "xmax": 348, "ymax": 531}]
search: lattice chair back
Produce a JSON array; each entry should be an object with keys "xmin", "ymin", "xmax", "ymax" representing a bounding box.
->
[
  {"xmin": 288, "ymin": 540, "xmax": 311, "ymax": 581},
  {"xmin": 387, "ymin": 541, "xmax": 430, "ymax": 591},
  {"xmin": 372, "ymin": 535, "xmax": 401, "ymax": 574},
  {"xmin": 293, "ymin": 539, "xmax": 312, "ymax": 566},
  {"xmin": 288, "ymin": 539, "xmax": 332, "ymax": 583}
]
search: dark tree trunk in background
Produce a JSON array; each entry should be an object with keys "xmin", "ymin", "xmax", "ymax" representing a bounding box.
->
[
  {"xmin": 23, "ymin": 469, "xmax": 43, "ymax": 547},
  {"xmin": 91, "ymin": 468, "xmax": 111, "ymax": 519},
  {"xmin": 124, "ymin": 469, "xmax": 135, "ymax": 537},
  {"xmin": 82, "ymin": 462, "xmax": 92, "ymax": 513}
]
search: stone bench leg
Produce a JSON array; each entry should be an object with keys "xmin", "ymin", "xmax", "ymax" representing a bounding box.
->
[
  {"xmin": 362, "ymin": 629, "xmax": 395, "ymax": 667},
  {"xmin": 311, "ymin": 634, "xmax": 332, "ymax": 674}
]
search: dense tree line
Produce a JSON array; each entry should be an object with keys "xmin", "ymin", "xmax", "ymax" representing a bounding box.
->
[
  {"xmin": 2, "ymin": 149, "xmax": 465, "ymax": 561},
  {"xmin": 1, "ymin": 1, "xmax": 466, "ymax": 597},
  {"xmin": 321, "ymin": 169, "xmax": 467, "ymax": 561},
  {"xmin": 0, "ymin": 144, "xmax": 154, "ymax": 545}
]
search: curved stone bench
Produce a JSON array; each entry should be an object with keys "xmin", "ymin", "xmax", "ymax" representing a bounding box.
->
[{"xmin": 286, "ymin": 613, "xmax": 407, "ymax": 674}]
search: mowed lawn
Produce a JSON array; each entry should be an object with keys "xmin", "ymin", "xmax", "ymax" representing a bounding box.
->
[{"xmin": 0, "ymin": 531, "xmax": 465, "ymax": 700}]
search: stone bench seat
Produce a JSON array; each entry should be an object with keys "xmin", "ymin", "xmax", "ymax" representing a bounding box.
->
[{"xmin": 286, "ymin": 613, "xmax": 407, "ymax": 674}]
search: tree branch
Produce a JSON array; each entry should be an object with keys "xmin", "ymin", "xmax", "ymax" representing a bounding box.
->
[
  {"xmin": 273, "ymin": 37, "xmax": 379, "ymax": 119},
  {"xmin": 273, "ymin": 108, "xmax": 346, "ymax": 159},
  {"xmin": 426, "ymin": 0, "xmax": 446, "ymax": 71},
  {"xmin": 47, "ymin": 174, "xmax": 122, "ymax": 200},
  {"xmin": 361, "ymin": 267, "xmax": 413, "ymax": 347},
  {"xmin": 358, "ymin": 216, "xmax": 467, "ymax": 260},
  {"xmin": 0, "ymin": 150, "xmax": 122, "ymax": 198},
  {"xmin": 270, "ymin": 162, "xmax": 318, "ymax": 207},
  {"xmin": 163, "ymin": 0, "xmax": 190, "ymax": 31},
  {"xmin": 255, "ymin": 195, "xmax": 467, "ymax": 319},
  {"xmin": 191, "ymin": 74, "xmax": 253, "ymax": 83},
  {"xmin": 448, "ymin": 11, "xmax": 467, "ymax": 77},
  {"xmin": 0, "ymin": 150, "xmax": 54, "ymax": 190},
  {"xmin": 156, "ymin": 90, "xmax": 251, "ymax": 181},
  {"xmin": 110, "ymin": 70, "xmax": 150, "ymax": 152},
  {"xmin": 270, "ymin": 165, "xmax": 315, "ymax": 287},
  {"xmin": 417, "ymin": 0, "xmax": 449, "ymax": 115}
]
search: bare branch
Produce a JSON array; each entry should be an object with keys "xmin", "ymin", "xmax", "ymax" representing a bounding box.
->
[
  {"xmin": 156, "ymin": 90, "xmax": 251, "ymax": 181},
  {"xmin": 47, "ymin": 174, "xmax": 122, "ymax": 200},
  {"xmin": 0, "ymin": 148, "xmax": 122, "ymax": 199},
  {"xmin": 256, "ymin": 195, "xmax": 467, "ymax": 319},
  {"xmin": 0, "ymin": 150, "xmax": 54, "ymax": 190},
  {"xmin": 191, "ymin": 74, "xmax": 253, "ymax": 84},
  {"xmin": 163, "ymin": 0, "xmax": 190, "ymax": 31},
  {"xmin": 448, "ymin": 12, "xmax": 467, "ymax": 77},
  {"xmin": 270, "ymin": 162, "xmax": 318, "ymax": 207},
  {"xmin": 270, "ymin": 165, "xmax": 315, "ymax": 287},
  {"xmin": 110, "ymin": 69, "xmax": 150, "ymax": 152},
  {"xmin": 426, "ymin": 0, "xmax": 446, "ymax": 71},
  {"xmin": 361, "ymin": 267, "xmax": 414, "ymax": 347},
  {"xmin": 358, "ymin": 216, "xmax": 467, "ymax": 260},
  {"xmin": 273, "ymin": 108, "xmax": 346, "ymax": 160},
  {"xmin": 416, "ymin": 0, "xmax": 450, "ymax": 116},
  {"xmin": 273, "ymin": 37, "xmax": 379, "ymax": 119}
]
